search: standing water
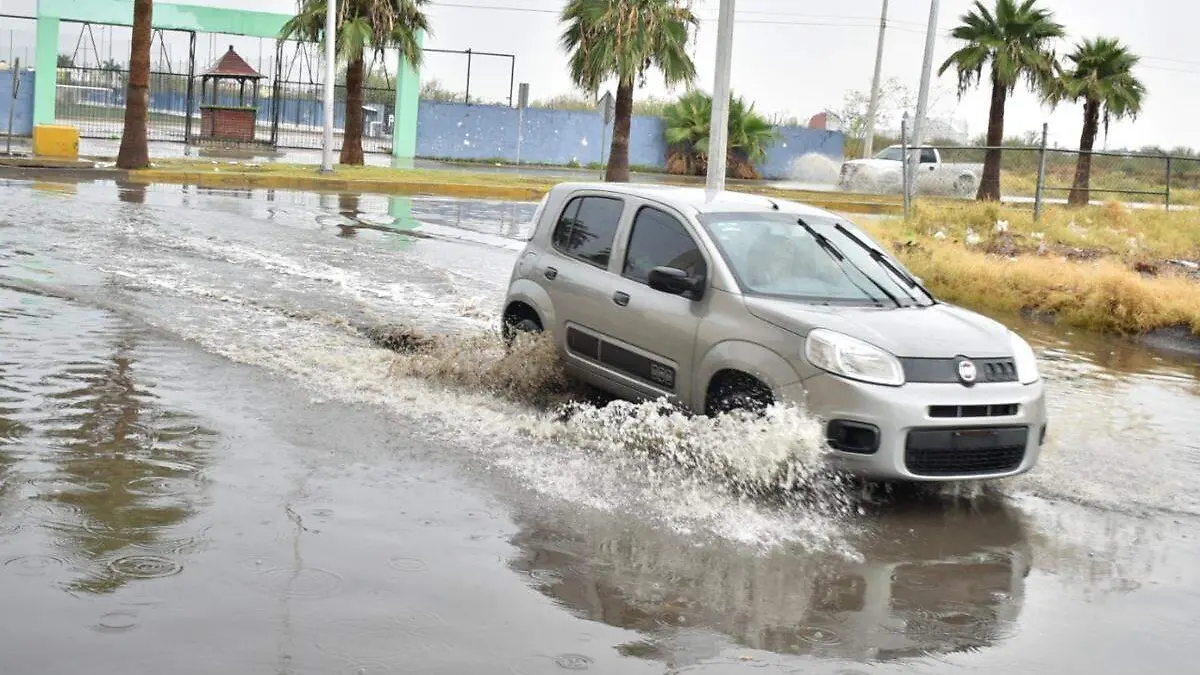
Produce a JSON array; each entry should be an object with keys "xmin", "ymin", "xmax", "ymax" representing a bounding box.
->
[{"xmin": 1, "ymin": 178, "xmax": 1198, "ymax": 674}]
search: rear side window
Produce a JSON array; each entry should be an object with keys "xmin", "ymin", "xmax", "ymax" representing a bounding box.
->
[
  {"xmin": 622, "ymin": 206, "xmax": 707, "ymax": 285},
  {"xmin": 551, "ymin": 196, "xmax": 624, "ymax": 268}
]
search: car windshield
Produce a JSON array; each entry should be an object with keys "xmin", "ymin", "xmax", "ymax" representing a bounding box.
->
[
  {"xmin": 874, "ymin": 147, "xmax": 904, "ymax": 161},
  {"xmin": 698, "ymin": 211, "xmax": 935, "ymax": 307}
]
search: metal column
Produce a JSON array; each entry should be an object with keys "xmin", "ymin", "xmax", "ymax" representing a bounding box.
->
[
  {"xmin": 184, "ymin": 31, "xmax": 196, "ymax": 144},
  {"xmin": 464, "ymin": 49, "xmax": 472, "ymax": 104}
]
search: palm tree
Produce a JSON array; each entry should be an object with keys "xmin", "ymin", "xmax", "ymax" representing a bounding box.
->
[
  {"xmin": 1044, "ymin": 37, "xmax": 1146, "ymax": 206},
  {"xmin": 663, "ymin": 89, "xmax": 778, "ymax": 179},
  {"xmin": 116, "ymin": 0, "xmax": 153, "ymax": 170},
  {"xmin": 938, "ymin": 0, "xmax": 1064, "ymax": 201},
  {"xmin": 560, "ymin": 0, "xmax": 698, "ymax": 183},
  {"xmin": 280, "ymin": 0, "xmax": 430, "ymax": 165}
]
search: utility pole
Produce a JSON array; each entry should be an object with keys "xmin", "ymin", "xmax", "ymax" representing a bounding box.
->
[
  {"xmin": 862, "ymin": 0, "xmax": 889, "ymax": 158},
  {"xmin": 905, "ymin": 0, "xmax": 939, "ymax": 200},
  {"xmin": 705, "ymin": 0, "xmax": 736, "ymax": 197},
  {"xmin": 321, "ymin": 0, "xmax": 337, "ymax": 173}
]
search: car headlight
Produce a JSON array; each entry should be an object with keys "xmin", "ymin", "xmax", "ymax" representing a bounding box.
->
[
  {"xmin": 804, "ymin": 328, "xmax": 905, "ymax": 386},
  {"xmin": 1009, "ymin": 331, "xmax": 1040, "ymax": 384}
]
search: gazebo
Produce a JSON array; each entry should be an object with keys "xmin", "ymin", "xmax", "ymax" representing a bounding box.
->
[{"xmin": 198, "ymin": 45, "xmax": 266, "ymax": 143}]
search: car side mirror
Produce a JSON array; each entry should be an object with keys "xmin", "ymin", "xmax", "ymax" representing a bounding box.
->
[{"xmin": 648, "ymin": 266, "xmax": 704, "ymax": 299}]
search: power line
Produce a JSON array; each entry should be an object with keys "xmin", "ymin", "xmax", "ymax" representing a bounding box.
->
[{"xmin": 430, "ymin": 2, "xmax": 928, "ymax": 30}]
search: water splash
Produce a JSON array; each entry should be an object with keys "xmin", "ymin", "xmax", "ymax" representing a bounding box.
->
[{"xmin": 789, "ymin": 152, "xmax": 842, "ymax": 184}]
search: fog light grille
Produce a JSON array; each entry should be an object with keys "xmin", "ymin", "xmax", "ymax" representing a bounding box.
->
[{"xmin": 826, "ymin": 420, "xmax": 880, "ymax": 455}]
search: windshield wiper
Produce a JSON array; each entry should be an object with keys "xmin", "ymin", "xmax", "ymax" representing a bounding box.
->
[
  {"xmin": 796, "ymin": 217, "xmax": 902, "ymax": 308},
  {"xmin": 833, "ymin": 222, "xmax": 935, "ymax": 304}
]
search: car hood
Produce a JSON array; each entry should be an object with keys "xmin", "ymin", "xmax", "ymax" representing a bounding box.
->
[
  {"xmin": 743, "ymin": 297, "xmax": 1013, "ymax": 358},
  {"xmin": 843, "ymin": 158, "xmax": 898, "ymax": 169}
]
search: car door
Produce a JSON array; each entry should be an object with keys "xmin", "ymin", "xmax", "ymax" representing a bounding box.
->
[
  {"xmin": 915, "ymin": 147, "xmax": 940, "ymax": 191},
  {"xmin": 589, "ymin": 202, "xmax": 711, "ymax": 405},
  {"xmin": 533, "ymin": 191, "xmax": 630, "ymax": 381}
]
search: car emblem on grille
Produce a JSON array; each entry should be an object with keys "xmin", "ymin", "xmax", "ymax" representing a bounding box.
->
[{"xmin": 957, "ymin": 359, "xmax": 978, "ymax": 384}]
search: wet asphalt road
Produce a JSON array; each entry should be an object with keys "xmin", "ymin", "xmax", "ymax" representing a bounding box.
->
[{"xmin": 1, "ymin": 178, "xmax": 1199, "ymax": 674}]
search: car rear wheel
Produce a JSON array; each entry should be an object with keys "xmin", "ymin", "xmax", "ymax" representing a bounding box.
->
[
  {"xmin": 955, "ymin": 175, "xmax": 976, "ymax": 197},
  {"xmin": 503, "ymin": 317, "xmax": 542, "ymax": 347}
]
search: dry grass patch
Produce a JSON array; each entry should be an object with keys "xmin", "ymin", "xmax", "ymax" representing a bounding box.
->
[
  {"xmin": 890, "ymin": 240, "xmax": 1200, "ymax": 336},
  {"xmin": 901, "ymin": 200, "xmax": 1200, "ymax": 262}
]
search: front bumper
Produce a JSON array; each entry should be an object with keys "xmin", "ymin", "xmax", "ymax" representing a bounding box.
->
[{"xmin": 781, "ymin": 373, "xmax": 1048, "ymax": 482}]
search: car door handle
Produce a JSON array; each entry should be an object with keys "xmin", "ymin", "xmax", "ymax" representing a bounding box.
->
[
  {"xmin": 543, "ymin": 267, "xmax": 558, "ymax": 280},
  {"xmin": 612, "ymin": 291, "xmax": 630, "ymax": 307}
]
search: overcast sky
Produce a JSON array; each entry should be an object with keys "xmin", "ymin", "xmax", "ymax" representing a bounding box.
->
[{"xmin": 2, "ymin": 0, "xmax": 1196, "ymax": 151}]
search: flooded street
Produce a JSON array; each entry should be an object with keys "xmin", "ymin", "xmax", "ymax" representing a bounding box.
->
[{"xmin": 2, "ymin": 178, "xmax": 1199, "ymax": 674}]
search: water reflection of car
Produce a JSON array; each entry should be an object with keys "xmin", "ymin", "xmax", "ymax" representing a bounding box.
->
[
  {"xmin": 502, "ymin": 183, "xmax": 1048, "ymax": 482},
  {"xmin": 507, "ymin": 500, "xmax": 1032, "ymax": 664}
]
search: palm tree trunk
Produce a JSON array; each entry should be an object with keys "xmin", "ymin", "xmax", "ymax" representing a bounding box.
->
[
  {"xmin": 1069, "ymin": 99, "xmax": 1099, "ymax": 207},
  {"xmin": 605, "ymin": 79, "xmax": 634, "ymax": 183},
  {"xmin": 116, "ymin": 0, "xmax": 153, "ymax": 170},
  {"xmin": 976, "ymin": 73, "xmax": 1007, "ymax": 201},
  {"xmin": 339, "ymin": 56, "xmax": 365, "ymax": 166}
]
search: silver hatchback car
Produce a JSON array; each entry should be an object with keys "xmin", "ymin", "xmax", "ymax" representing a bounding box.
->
[{"xmin": 502, "ymin": 182, "xmax": 1047, "ymax": 482}]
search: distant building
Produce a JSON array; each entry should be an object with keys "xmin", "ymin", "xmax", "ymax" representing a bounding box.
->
[{"xmin": 808, "ymin": 110, "xmax": 843, "ymax": 131}]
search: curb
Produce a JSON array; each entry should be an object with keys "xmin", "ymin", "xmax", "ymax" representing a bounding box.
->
[{"xmin": 126, "ymin": 169, "xmax": 549, "ymax": 202}]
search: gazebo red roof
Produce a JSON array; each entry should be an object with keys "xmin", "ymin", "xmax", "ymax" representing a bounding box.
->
[{"xmin": 202, "ymin": 45, "xmax": 264, "ymax": 79}]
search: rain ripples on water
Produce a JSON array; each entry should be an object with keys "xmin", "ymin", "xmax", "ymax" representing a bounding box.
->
[{"xmin": 1, "ymin": 179, "xmax": 1198, "ymax": 675}]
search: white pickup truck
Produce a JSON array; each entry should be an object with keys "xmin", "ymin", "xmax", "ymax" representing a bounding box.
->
[{"xmin": 838, "ymin": 145, "xmax": 983, "ymax": 197}]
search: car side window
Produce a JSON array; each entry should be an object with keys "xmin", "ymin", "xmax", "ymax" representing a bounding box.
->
[
  {"xmin": 920, "ymin": 148, "xmax": 937, "ymax": 163},
  {"xmin": 551, "ymin": 196, "xmax": 624, "ymax": 269},
  {"xmin": 622, "ymin": 206, "xmax": 707, "ymax": 289}
]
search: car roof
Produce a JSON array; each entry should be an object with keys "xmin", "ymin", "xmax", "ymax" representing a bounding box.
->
[{"xmin": 547, "ymin": 181, "xmax": 839, "ymax": 219}]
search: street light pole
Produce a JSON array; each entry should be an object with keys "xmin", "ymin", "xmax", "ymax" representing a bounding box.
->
[
  {"xmin": 862, "ymin": 0, "xmax": 889, "ymax": 158},
  {"xmin": 905, "ymin": 0, "xmax": 939, "ymax": 200},
  {"xmin": 705, "ymin": 0, "xmax": 736, "ymax": 198},
  {"xmin": 321, "ymin": 0, "xmax": 337, "ymax": 173}
]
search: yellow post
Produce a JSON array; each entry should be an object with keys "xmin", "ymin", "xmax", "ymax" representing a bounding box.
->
[{"xmin": 32, "ymin": 125, "xmax": 80, "ymax": 160}]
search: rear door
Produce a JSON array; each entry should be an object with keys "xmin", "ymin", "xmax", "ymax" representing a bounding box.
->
[
  {"xmin": 534, "ymin": 192, "xmax": 630, "ymax": 380},
  {"xmin": 589, "ymin": 202, "xmax": 712, "ymax": 404}
]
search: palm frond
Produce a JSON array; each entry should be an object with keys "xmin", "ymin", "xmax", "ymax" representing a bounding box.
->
[
  {"xmin": 939, "ymin": 0, "xmax": 1064, "ymax": 97},
  {"xmin": 279, "ymin": 0, "xmax": 431, "ymax": 66}
]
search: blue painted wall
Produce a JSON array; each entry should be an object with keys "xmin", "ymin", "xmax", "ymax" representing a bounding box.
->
[
  {"xmin": 415, "ymin": 101, "xmax": 668, "ymax": 168},
  {"xmin": 24, "ymin": 72, "xmax": 846, "ymax": 177},
  {"xmin": 414, "ymin": 100, "xmax": 845, "ymax": 179},
  {"xmin": 757, "ymin": 126, "xmax": 846, "ymax": 180},
  {"xmin": 0, "ymin": 70, "xmax": 35, "ymax": 136}
]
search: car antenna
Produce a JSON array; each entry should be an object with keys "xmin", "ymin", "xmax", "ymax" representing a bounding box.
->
[{"xmin": 765, "ymin": 197, "xmax": 780, "ymax": 210}]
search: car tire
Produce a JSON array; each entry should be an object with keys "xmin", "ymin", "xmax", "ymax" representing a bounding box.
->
[
  {"xmin": 955, "ymin": 175, "xmax": 976, "ymax": 197},
  {"xmin": 705, "ymin": 373, "xmax": 773, "ymax": 417},
  {"xmin": 502, "ymin": 316, "xmax": 543, "ymax": 349}
]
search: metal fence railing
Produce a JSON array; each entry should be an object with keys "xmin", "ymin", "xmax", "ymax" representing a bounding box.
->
[
  {"xmin": 57, "ymin": 66, "xmax": 193, "ymax": 143},
  {"xmin": 271, "ymin": 82, "xmax": 395, "ymax": 153}
]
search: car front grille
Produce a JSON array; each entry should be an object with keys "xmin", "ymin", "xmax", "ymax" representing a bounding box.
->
[
  {"xmin": 928, "ymin": 403, "xmax": 1019, "ymax": 418},
  {"xmin": 905, "ymin": 426, "xmax": 1029, "ymax": 477},
  {"xmin": 901, "ymin": 357, "xmax": 1019, "ymax": 384}
]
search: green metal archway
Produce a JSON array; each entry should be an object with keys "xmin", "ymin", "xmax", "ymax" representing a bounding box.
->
[{"xmin": 32, "ymin": 0, "xmax": 422, "ymax": 163}]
